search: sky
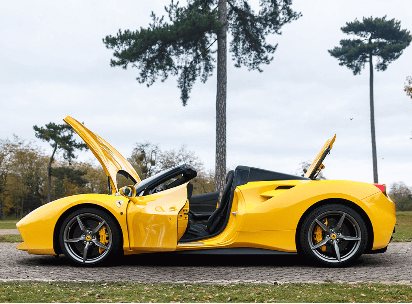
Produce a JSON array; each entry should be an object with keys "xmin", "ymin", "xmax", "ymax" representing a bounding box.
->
[{"xmin": 1, "ymin": 0, "xmax": 412, "ymax": 187}]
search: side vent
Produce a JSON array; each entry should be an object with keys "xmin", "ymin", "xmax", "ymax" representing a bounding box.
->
[
  {"xmin": 275, "ymin": 185, "xmax": 295, "ymax": 190},
  {"xmin": 260, "ymin": 185, "xmax": 295, "ymax": 198}
]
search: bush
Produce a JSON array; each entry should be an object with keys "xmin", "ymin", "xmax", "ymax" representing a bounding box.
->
[{"xmin": 395, "ymin": 196, "xmax": 412, "ymax": 211}]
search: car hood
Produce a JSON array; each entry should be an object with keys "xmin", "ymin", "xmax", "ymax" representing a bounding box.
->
[
  {"xmin": 304, "ymin": 134, "xmax": 336, "ymax": 180},
  {"xmin": 64, "ymin": 116, "xmax": 141, "ymax": 193}
]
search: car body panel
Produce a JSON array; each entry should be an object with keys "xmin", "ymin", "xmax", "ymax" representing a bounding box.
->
[
  {"xmin": 64, "ymin": 116, "xmax": 140, "ymax": 192},
  {"xmin": 172, "ymin": 179, "xmax": 395, "ymax": 253},
  {"xmin": 126, "ymin": 183, "xmax": 188, "ymax": 252},
  {"xmin": 17, "ymin": 178, "xmax": 395, "ymax": 256},
  {"xmin": 233, "ymin": 179, "xmax": 394, "ymax": 251},
  {"xmin": 15, "ymin": 126, "xmax": 396, "ymax": 263},
  {"xmin": 16, "ymin": 194, "xmax": 130, "ymax": 255},
  {"xmin": 361, "ymin": 191, "xmax": 396, "ymax": 249}
]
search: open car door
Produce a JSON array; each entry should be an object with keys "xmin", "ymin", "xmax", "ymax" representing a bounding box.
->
[
  {"xmin": 304, "ymin": 134, "xmax": 336, "ymax": 180},
  {"xmin": 64, "ymin": 116, "xmax": 141, "ymax": 193},
  {"xmin": 127, "ymin": 183, "xmax": 189, "ymax": 252}
]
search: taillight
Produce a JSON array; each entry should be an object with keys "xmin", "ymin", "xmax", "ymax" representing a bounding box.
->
[{"xmin": 374, "ymin": 184, "xmax": 387, "ymax": 196}]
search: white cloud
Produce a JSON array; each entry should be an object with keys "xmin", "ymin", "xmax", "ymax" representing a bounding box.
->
[{"xmin": 1, "ymin": 0, "xmax": 412, "ymax": 187}]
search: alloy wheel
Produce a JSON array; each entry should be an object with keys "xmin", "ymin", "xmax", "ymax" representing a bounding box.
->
[
  {"xmin": 308, "ymin": 210, "xmax": 362, "ymax": 264},
  {"xmin": 62, "ymin": 212, "xmax": 112, "ymax": 264}
]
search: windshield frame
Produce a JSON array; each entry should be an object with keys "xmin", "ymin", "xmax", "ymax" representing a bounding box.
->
[{"xmin": 134, "ymin": 164, "xmax": 197, "ymax": 196}]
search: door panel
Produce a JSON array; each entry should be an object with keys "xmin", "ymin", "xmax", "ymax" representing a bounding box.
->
[{"xmin": 127, "ymin": 184, "xmax": 188, "ymax": 251}]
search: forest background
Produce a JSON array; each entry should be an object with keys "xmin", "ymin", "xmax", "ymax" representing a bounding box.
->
[{"xmin": 1, "ymin": 134, "xmax": 411, "ymax": 220}]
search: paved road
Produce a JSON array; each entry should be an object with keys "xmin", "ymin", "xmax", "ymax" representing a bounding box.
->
[
  {"xmin": 0, "ymin": 229, "xmax": 19, "ymax": 235},
  {"xmin": 0, "ymin": 242, "xmax": 411, "ymax": 284}
]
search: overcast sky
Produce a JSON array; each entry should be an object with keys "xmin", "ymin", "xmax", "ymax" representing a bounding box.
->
[{"xmin": 1, "ymin": 0, "xmax": 412, "ymax": 187}]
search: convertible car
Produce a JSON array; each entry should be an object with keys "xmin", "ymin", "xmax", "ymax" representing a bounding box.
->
[{"xmin": 16, "ymin": 116, "xmax": 396, "ymax": 267}]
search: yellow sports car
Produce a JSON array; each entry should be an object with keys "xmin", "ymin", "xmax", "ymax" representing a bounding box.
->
[{"xmin": 16, "ymin": 116, "xmax": 396, "ymax": 267}]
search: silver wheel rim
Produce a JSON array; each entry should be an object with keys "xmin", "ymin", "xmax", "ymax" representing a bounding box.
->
[
  {"xmin": 63, "ymin": 213, "xmax": 112, "ymax": 264},
  {"xmin": 308, "ymin": 210, "xmax": 362, "ymax": 264}
]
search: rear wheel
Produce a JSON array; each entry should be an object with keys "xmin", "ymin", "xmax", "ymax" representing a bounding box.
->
[
  {"xmin": 59, "ymin": 208, "xmax": 122, "ymax": 265},
  {"xmin": 299, "ymin": 204, "xmax": 368, "ymax": 267}
]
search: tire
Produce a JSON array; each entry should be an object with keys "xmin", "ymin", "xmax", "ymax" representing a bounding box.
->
[
  {"xmin": 59, "ymin": 207, "xmax": 123, "ymax": 265},
  {"xmin": 299, "ymin": 204, "xmax": 368, "ymax": 267}
]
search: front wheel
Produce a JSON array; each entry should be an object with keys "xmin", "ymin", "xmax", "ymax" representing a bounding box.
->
[
  {"xmin": 59, "ymin": 208, "xmax": 122, "ymax": 265},
  {"xmin": 299, "ymin": 204, "xmax": 368, "ymax": 267}
]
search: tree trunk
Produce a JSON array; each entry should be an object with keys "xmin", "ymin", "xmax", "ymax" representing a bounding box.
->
[
  {"xmin": 20, "ymin": 196, "xmax": 24, "ymax": 219},
  {"xmin": 369, "ymin": 53, "xmax": 378, "ymax": 183},
  {"xmin": 0, "ymin": 197, "xmax": 4, "ymax": 220},
  {"xmin": 215, "ymin": 0, "xmax": 228, "ymax": 196},
  {"xmin": 0, "ymin": 175, "xmax": 5, "ymax": 220},
  {"xmin": 47, "ymin": 145, "xmax": 57, "ymax": 203}
]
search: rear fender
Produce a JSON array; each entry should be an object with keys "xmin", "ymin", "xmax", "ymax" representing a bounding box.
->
[{"xmin": 238, "ymin": 180, "xmax": 380, "ymax": 233}]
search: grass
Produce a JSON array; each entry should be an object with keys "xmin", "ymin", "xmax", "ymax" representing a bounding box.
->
[
  {"xmin": 0, "ymin": 235, "xmax": 22, "ymax": 243},
  {"xmin": 394, "ymin": 211, "xmax": 412, "ymax": 242},
  {"xmin": 0, "ymin": 282, "xmax": 411, "ymax": 303},
  {"xmin": 0, "ymin": 220, "xmax": 18, "ymax": 229}
]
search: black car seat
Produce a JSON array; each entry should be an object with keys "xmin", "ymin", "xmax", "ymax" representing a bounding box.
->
[
  {"xmin": 181, "ymin": 170, "xmax": 235, "ymax": 239},
  {"xmin": 206, "ymin": 170, "xmax": 234, "ymax": 234}
]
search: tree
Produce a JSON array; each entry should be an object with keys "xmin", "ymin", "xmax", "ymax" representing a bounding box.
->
[
  {"xmin": 405, "ymin": 76, "xmax": 412, "ymax": 99},
  {"xmin": 8, "ymin": 137, "xmax": 46, "ymax": 217},
  {"xmin": 128, "ymin": 142, "xmax": 159, "ymax": 180},
  {"xmin": 103, "ymin": 0, "xmax": 301, "ymax": 194},
  {"xmin": 33, "ymin": 123, "xmax": 88, "ymax": 203},
  {"xmin": 0, "ymin": 139, "xmax": 14, "ymax": 219},
  {"xmin": 129, "ymin": 141, "xmax": 214, "ymax": 194},
  {"xmin": 51, "ymin": 166, "xmax": 88, "ymax": 200},
  {"xmin": 156, "ymin": 145, "xmax": 204, "ymax": 172},
  {"xmin": 329, "ymin": 16, "xmax": 411, "ymax": 183},
  {"xmin": 78, "ymin": 160, "xmax": 108, "ymax": 194},
  {"xmin": 389, "ymin": 181, "xmax": 412, "ymax": 211}
]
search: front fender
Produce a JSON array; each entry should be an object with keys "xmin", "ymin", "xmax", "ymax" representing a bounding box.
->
[{"xmin": 16, "ymin": 194, "xmax": 129, "ymax": 255}]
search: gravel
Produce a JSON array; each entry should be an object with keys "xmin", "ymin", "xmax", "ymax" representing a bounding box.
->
[
  {"xmin": 0, "ymin": 242, "xmax": 411, "ymax": 284},
  {"xmin": 0, "ymin": 229, "xmax": 19, "ymax": 235}
]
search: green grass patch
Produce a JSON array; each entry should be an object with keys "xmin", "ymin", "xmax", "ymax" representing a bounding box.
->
[
  {"xmin": 0, "ymin": 282, "xmax": 411, "ymax": 303},
  {"xmin": 0, "ymin": 220, "xmax": 18, "ymax": 229},
  {"xmin": 0, "ymin": 234, "xmax": 22, "ymax": 243},
  {"xmin": 393, "ymin": 211, "xmax": 412, "ymax": 242}
]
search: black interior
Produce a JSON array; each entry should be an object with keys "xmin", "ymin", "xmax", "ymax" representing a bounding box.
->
[
  {"xmin": 180, "ymin": 170, "xmax": 235, "ymax": 241},
  {"xmin": 189, "ymin": 191, "xmax": 220, "ymax": 220}
]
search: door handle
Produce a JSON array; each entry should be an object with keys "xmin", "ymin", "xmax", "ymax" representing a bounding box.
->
[{"xmin": 232, "ymin": 211, "xmax": 237, "ymax": 216}]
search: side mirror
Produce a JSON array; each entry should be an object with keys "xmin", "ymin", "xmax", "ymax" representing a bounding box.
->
[{"xmin": 119, "ymin": 185, "xmax": 136, "ymax": 198}]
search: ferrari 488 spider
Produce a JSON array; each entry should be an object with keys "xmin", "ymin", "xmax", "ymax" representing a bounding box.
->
[{"xmin": 16, "ymin": 116, "xmax": 396, "ymax": 267}]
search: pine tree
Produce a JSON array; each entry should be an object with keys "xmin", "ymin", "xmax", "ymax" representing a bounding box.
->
[
  {"xmin": 329, "ymin": 16, "xmax": 411, "ymax": 183},
  {"xmin": 33, "ymin": 123, "xmax": 88, "ymax": 203},
  {"xmin": 103, "ymin": 0, "xmax": 301, "ymax": 194}
]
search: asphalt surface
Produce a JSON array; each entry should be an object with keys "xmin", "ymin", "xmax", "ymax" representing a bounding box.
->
[{"xmin": 0, "ymin": 242, "xmax": 411, "ymax": 284}]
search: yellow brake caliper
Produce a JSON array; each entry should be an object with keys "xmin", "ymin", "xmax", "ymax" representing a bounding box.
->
[
  {"xmin": 313, "ymin": 218, "xmax": 328, "ymax": 252},
  {"xmin": 98, "ymin": 224, "xmax": 109, "ymax": 254}
]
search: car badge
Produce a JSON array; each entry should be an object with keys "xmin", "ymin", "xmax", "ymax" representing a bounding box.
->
[{"xmin": 116, "ymin": 200, "xmax": 123, "ymax": 208}]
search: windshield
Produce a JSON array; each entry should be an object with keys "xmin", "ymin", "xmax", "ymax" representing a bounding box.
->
[
  {"xmin": 134, "ymin": 167, "xmax": 177, "ymax": 190},
  {"xmin": 134, "ymin": 164, "xmax": 197, "ymax": 196}
]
